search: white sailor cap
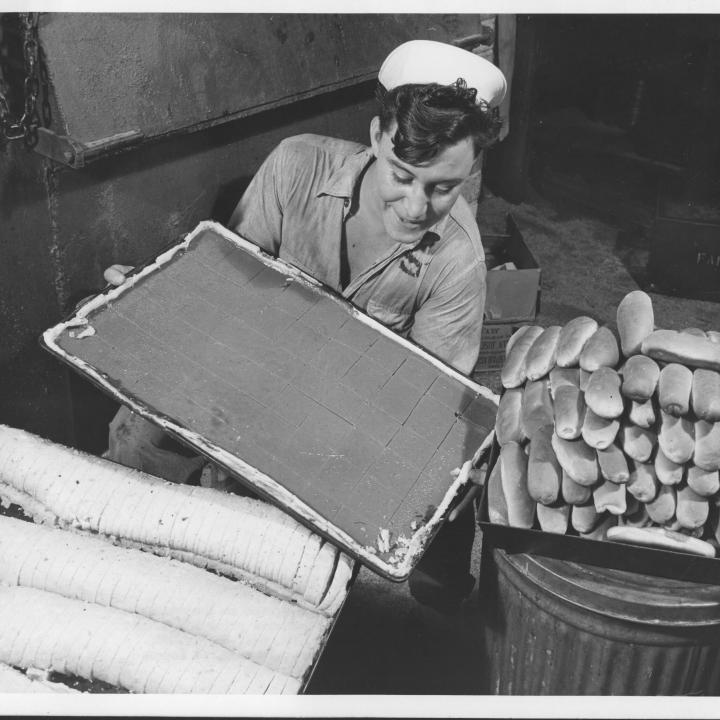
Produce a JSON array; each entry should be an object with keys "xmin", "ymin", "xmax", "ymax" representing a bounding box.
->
[{"xmin": 378, "ymin": 39, "xmax": 507, "ymax": 108}]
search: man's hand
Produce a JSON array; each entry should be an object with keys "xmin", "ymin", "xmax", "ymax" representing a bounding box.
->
[
  {"xmin": 71, "ymin": 263, "xmax": 135, "ymax": 313},
  {"xmin": 103, "ymin": 264, "xmax": 135, "ymax": 287}
]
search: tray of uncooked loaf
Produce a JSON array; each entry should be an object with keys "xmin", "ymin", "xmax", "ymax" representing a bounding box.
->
[
  {"xmin": 0, "ymin": 423, "xmax": 354, "ymax": 694},
  {"xmin": 479, "ymin": 290, "xmax": 720, "ymax": 585},
  {"xmin": 41, "ymin": 221, "xmax": 497, "ymax": 581}
]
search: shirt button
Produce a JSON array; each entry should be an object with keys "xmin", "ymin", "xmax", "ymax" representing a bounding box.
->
[{"xmin": 344, "ymin": 199, "xmax": 349, "ymax": 207}]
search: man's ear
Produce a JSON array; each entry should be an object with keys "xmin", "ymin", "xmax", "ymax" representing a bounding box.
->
[
  {"xmin": 369, "ymin": 116, "xmax": 382, "ymax": 156},
  {"xmin": 470, "ymin": 150, "xmax": 484, "ymax": 175}
]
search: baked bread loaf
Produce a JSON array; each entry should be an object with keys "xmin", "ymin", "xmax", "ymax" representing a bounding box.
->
[
  {"xmin": 521, "ymin": 379, "xmax": 554, "ymax": 438},
  {"xmin": 571, "ymin": 502, "xmax": 603, "ymax": 534},
  {"xmin": 694, "ymin": 420, "xmax": 720, "ymax": 471},
  {"xmin": 556, "ymin": 316, "xmax": 598, "ymax": 368},
  {"xmin": 553, "ymin": 385, "xmax": 585, "ymax": 440},
  {"xmin": 676, "ymin": 485, "xmax": 709, "ymax": 530},
  {"xmin": 607, "ymin": 526, "xmax": 715, "ymax": 557},
  {"xmin": 658, "ymin": 363, "xmax": 693, "ymax": 417},
  {"xmin": 645, "ymin": 484, "xmax": 676, "ymax": 524},
  {"xmin": 686, "ymin": 465, "xmax": 720, "ymax": 497},
  {"xmin": 620, "ymin": 425, "xmax": 657, "ymax": 464},
  {"xmin": 561, "ymin": 469, "xmax": 593, "ymax": 505},
  {"xmin": 628, "ymin": 398, "xmax": 656, "ymax": 429},
  {"xmin": 691, "ymin": 369, "xmax": 720, "ymax": 422},
  {"xmin": 585, "ymin": 367, "xmax": 624, "ymax": 419},
  {"xmin": 549, "ymin": 367, "xmax": 581, "ymax": 399},
  {"xmin": 593, "ymin": 479, "xmax": 627, "ymax": 515},
  {"xmin": 495, "ymin": 388, "xmax": 526, "ymax": 447},
  {"xmin": 626, "ymin": 461, "xmax": 659, "ymax": 503},
  {"xmin": 616, "ymin": 290, "xmax": 654, "ymax": 357},
  {"xmin": 581, "ymin": 407, "xmax": 620, "ymax": 450},
  {"xmin": 525, "ymin": 326, "xmax": 562, "ymax": 381},
  {"xmin": 486, "ymin": 457, "xmax": 508, "ymax": 525},
  {"xmin": 596, "ymin": 442, "xmax": 630, "ymax": 484},
  {"xmin": 658, "ymin": 410, "xmax": 695, "ymax": 465},
  {"xmin": 536, "ymin": 503, "xmax": 570, "ymax": 534},
  {"xmin": 499, "ymin": 442, "xmax": 535, "ymax": 528},
  {"xmin": 501, "ymin": 325, "xmax": 544, "ymax": 388},
  {"xmin": 579, "ymin": 326, "xmax": 620, "ymax": 372},
  {"xmin": 642, "ymin": 329, "xmax": 720, "ymax": 371},
  {"xmin": 654, "ymin": 448, "xmax": 684, "ymax": 486},
  {"xmin": 620, "ymin": 355, "xmax": 660, "ymax": 401},
  {"xmin": 527, "ymin": 425, "xmax": 562, "ymax": 506},
  {"xmin": 551, "ymin": 432, "xmax": 599, "ymax": 486}
]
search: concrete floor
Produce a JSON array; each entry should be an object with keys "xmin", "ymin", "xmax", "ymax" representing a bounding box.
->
[{"xmin": 306, "ymin": 182, "xmax": 720, "ymax": 695}]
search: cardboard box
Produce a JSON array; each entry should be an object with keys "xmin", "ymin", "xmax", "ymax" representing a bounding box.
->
[
  {"xmin": 648, "ymin": 215, "xmax": 720, "ymax": 302},
  {"xmin": 474, "ymin": 214, "xmax": 541, "ymax": 373}
]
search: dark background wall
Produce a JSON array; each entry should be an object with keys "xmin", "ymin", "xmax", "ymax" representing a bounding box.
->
[
  {"xmin": 8, "ymin": 13, "xmax": 716, "ymax": 453},
  {"xmin": 489, "ymin": 14, "xmax": 720, "ymax": 213},
  {"xmin": 0, "ymin": 13, "xmax": 495, "ymax": 451}
]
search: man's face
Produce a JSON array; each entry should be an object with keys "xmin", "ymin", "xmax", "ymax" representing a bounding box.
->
[{"xmin": 369, "ymin": 117, "xmax": 476, "ymax": 245}]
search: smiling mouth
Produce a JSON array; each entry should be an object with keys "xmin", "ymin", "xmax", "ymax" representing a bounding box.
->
[{"xmin": 393, "ymin": 210, "xmax": 426, "ymax": 227}]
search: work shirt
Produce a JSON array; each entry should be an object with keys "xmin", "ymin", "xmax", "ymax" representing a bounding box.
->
[{"xmin": 228, "ymin": 134, "xmax": 486, "ymax": 375}]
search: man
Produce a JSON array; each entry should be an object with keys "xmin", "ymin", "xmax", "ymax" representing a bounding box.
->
[
  {"xmin": 108, "ymin": 38, "xmax": 504, "ymax": 473},
  {"xmin": 106, "ymin": 39, "xmax": 506, "ymax": 610},
  {"xmin": 228, "ymin": 39, "xmax": 505, "ymax": 375}
]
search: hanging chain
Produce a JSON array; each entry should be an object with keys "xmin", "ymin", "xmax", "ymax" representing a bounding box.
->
[
  {"xmin": 0, "ymin": 77, "xmax": 13, "ymax": 143},
  {"xmin": 39, "ymin": 44, "xmax": 51, "ymax": 128},
  {"xmin": 21, "ymin": 12, "xmax": 41, "ymax": 147},
  {"xmin": 0, "ymin": 12, "xmax": 43, "ymax": 149},
  {"xmin": 0, "ymin": 17, "xmax": 18, "ymax": 145}
]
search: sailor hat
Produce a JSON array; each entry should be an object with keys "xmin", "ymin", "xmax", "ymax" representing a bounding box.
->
[{"xmin": 378, "ymin": 39, "xmax": 507, "ymax": 108}]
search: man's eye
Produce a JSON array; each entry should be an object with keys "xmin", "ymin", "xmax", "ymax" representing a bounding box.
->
[
  {"xmin": 392, "ymin": 173, "xmax": 412, "ymax": 184},
  {"xmin": 435, "ymin": 185, "xmax": 455, "ymax": 195}
]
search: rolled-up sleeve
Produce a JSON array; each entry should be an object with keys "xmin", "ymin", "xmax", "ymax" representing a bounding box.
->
[
  {"xmin": 227, "ymin": 145, "xmax": 286, "ymax": 256},
  {"xmin": 409, "ymin": 260, "xmax": 486, "ymax": 376}
]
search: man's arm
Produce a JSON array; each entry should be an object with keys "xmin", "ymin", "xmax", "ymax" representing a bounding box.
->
[
  {"xmin": 227, "ymin": 144, "xmax": 286, "ymax": 256},
  {"xmin": 408, "ymin": 261, "xmax": 486, "ymax": 376}
]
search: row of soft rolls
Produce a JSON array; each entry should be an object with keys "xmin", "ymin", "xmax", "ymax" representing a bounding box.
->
[{"xmin": 488, "ymin": 290, "xmax": 720, "ymax": 557}]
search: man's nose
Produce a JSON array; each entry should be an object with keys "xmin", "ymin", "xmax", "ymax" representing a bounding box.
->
[{"xmin": 404, "ymin": 185, "xmax": 428, "ymax": 220}]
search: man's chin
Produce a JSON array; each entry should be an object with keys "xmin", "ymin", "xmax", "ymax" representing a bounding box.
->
[{"xmin": 385, "ymin": 219, "xmax": 428, "ymax": 245}]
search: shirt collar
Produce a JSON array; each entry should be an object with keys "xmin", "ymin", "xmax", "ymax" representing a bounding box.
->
[{"xmin": 317, "ymin": 146, "xmax": 374, "ymax": 200}]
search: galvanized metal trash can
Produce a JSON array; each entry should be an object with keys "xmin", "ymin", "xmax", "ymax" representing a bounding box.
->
[{"xmin": 477, "ymin": 548, "xmax": 720, "ymax": 695}]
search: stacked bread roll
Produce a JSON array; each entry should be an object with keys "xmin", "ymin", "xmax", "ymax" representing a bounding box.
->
[{"xmin": 489, "ymin": 290, "xmax": 720, "ymax": 558}]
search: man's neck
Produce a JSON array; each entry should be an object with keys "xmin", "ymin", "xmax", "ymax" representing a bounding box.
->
[
  {"xmin": 355, "ymin": 161, "xmax": 383, "ymax": 228},
  {"xmin": 341, "ymin": 161, "xmax": 400, "ymax": 289}
]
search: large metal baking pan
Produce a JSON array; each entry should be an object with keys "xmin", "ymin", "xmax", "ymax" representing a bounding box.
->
[{"xmin": 42, "ymin": 221, "xmax": 498, "ymax": 581}]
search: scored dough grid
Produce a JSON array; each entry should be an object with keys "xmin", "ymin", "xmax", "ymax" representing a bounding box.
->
[{"xmin": 57, "ymin": 228, "xmax": 495, "ymax": 561}]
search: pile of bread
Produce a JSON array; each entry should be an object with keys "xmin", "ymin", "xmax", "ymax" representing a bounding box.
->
[{"xmin": 488, "ymin": 290, "xmax": 720, "ymax": 557}]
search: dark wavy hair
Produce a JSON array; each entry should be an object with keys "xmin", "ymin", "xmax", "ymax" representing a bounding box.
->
[{"xmin": 376, "ymin": 78, "xmax": 503, "ymax": 164}]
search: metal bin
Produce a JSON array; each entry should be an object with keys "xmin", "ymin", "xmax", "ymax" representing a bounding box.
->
[{"xmin": 477, "ymin": 547, "xmax": 720, "ymax": 695}]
